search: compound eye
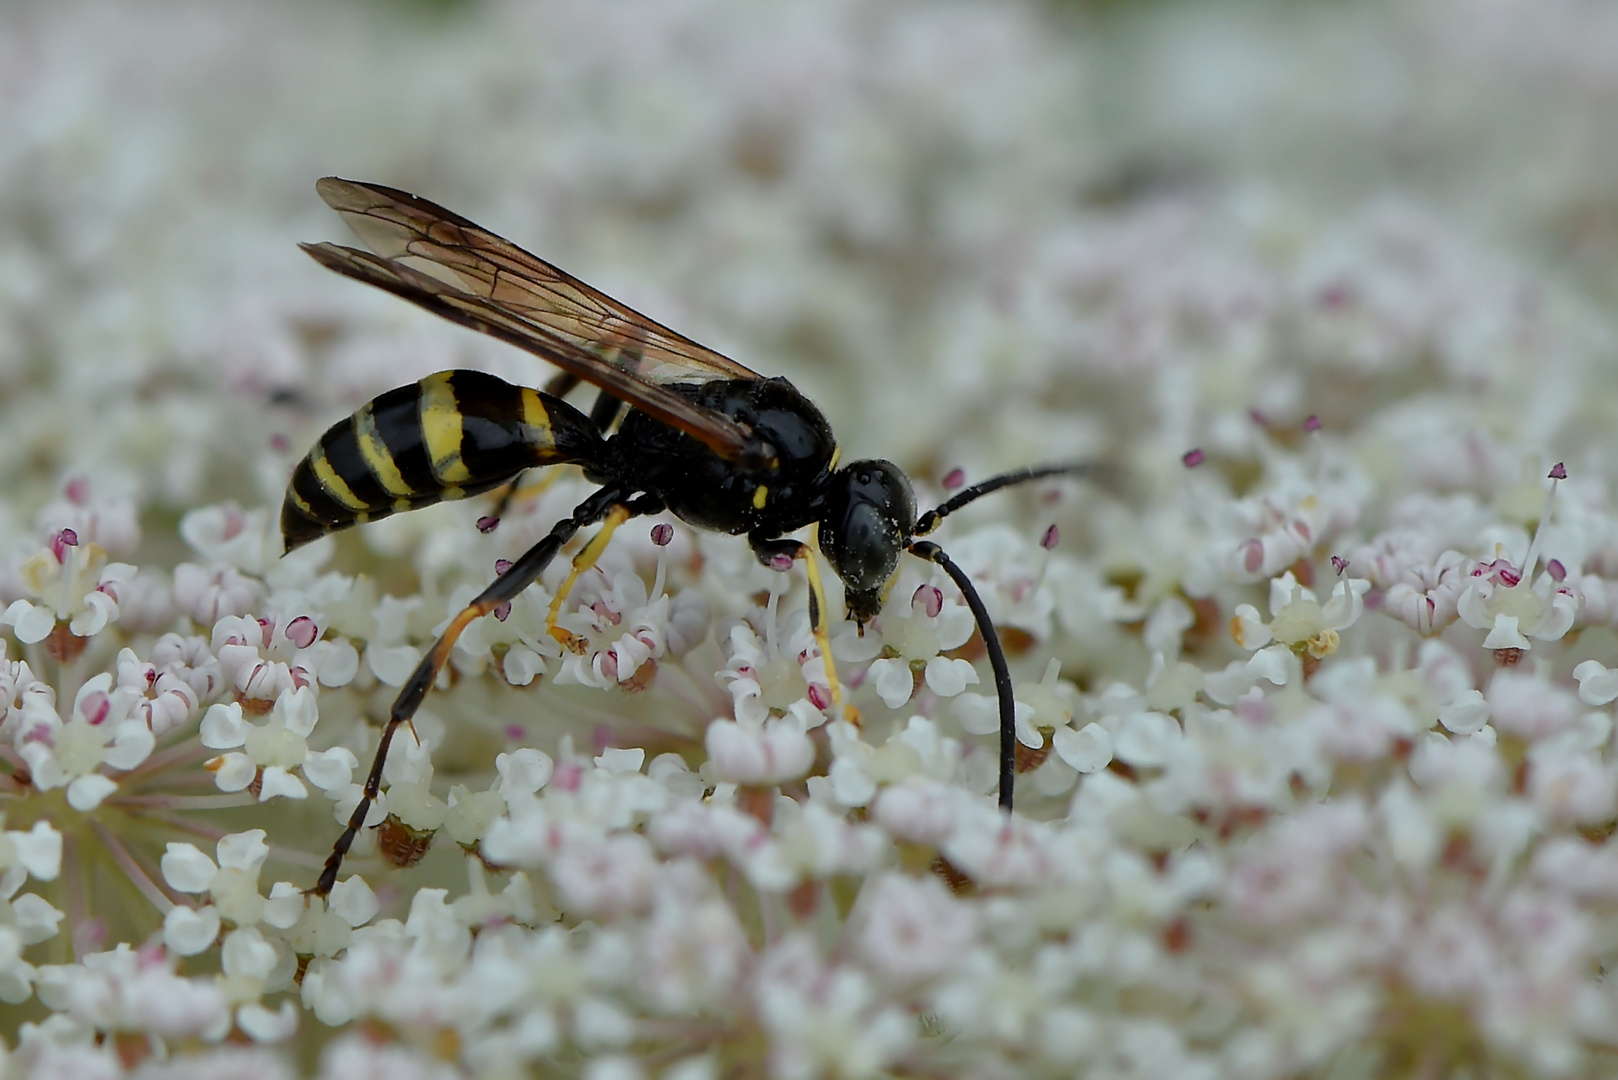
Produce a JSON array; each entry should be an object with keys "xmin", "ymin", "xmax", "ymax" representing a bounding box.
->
[{"xmin": 837, "ymin": 503, "xmax": 900, "ymax": 593}]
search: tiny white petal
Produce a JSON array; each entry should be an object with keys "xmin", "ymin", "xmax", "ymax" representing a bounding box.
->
[
  {"xmin": 1267, "ymin": 573, "xmax": 1304, "ymax": 615},
  {"xmin": 1012, "ymin": 700, "xmax": 1040, "ymax": 749},
  {"xmin": 367, "ymin": 643, "xmax": 421, "ymax": 687},
  {"xmin": 1230, "ymin": 604, "xmax": 1271, "ymax": 650},
  {"xmin": 504, "ymin": 644, "xmax": 546, "ymax": 685},
  {"xmin": 237, "ymin": 1003, "xmax": 299, "ymax": 1042},
  {"xmin": 237, "ymin": 1000, "xmax": 298, "ymax": 1043},
  {"xmin": 221, "ymin": 927, "xmax": 278, "ymax": 981},
  {"xmin": 301, "ymin": 747, "xmax": 357, "ymax": 793},
  {"xmin": 1573, "ymin": 660, "xmax": 1618, "ymax": 706},
  {"xmin": 262, "ymin": 883, "xmax": 304, "ymax": 930},
  {"xmin": 258, "ymin": 766, "xmax": 308, "ymax": 801},
  {"xmin": 1482, "ymin": 614, "xmax": 1532, "ymax": 650},
  {"xmin": 277, "ymin": 686, "xmax": 320, "ymax": 737},
  {"xmin": 923, "ymin": 656, "xmax": 978, "ymax": 698},
  {"xmin": 706, "ymin": 716, "xmax": 814, "ymax": 784},
  {"xmin": 1113, "ymin": 711, "xmax": 1181, "ymax": 767},
  {"xmin": 595, "ymin": 747, "xmax": 645, "ymax": 774},
  {"xmin": 1053, "ymin": 722, "xmax": 1114, "ymax": 773},
  {"xmin": 6, "ymin": 601, "xmax": 56, "ymax": 645},
  {"xmin": 311, "ymin": 640, "xmax": 359, "ymax": 687},
  {"xmin": 73, "ymin": 591, "xmax": 120, "ymax": 637},
  {"xmin": 12, "ymin": 822, "xmax": 63, "ymax": 881},
  {"xmin": 329, "ymin": 875, "xmax": 380, "ymax": 928},
  {"xmin": 496, "ymin": 748, "xmax": 554, "ymax": 801},
  {"xmin": 11, "ymin": 893, "xmax": 64, "ymax": 944},
  {"xmin": 870, "ymin": 658, "xmax": 916, "ymax": 709},
  {"xmin": 161, "ymin": 843, "xmax": 219, "ymax": 893},
  {"xmin": 19, "ymin": 742, "xmax": 66, "ymax": 792},
  {"xmin": 1438, "ymin": 690, "xmax": 1490, "ymax": 735},
  {"xmin": 200, "ymin": 702, "xmax": 248, "ymax": 749},
  {"xmin": 1323, "ymin": 578, "xmax": 1370, "ymax": 629},
  {"xmin": 66, "ymin": 773, "xmax": 118, "ymax": 811},
  {"xmin": 103, "ymin": 720, "xmax": 155, "ymax": 770},
  {"xmin": 163, "ymin": 905, "xmax": 222, "ymax": 956},
  {"xmin": 828, "ymin": 757, "xmax": 877, "ymax": 807},
  {"xmin": 217, "ymin": 829, "xmax": 270, "ymax": 874},
  {"xmin": 1246, "ymin": 645, "xmax": 1294, "ymax": 686},
  {"xmin": 952, "ymin": 693, "xmax": 998, "ymax": 736},
  {"xmin": 213, "ymin": 752, "xmax": 257, "ymax": 793}
]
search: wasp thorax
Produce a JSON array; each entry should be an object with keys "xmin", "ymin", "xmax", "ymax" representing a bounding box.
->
[{"xmin": 819, "ymin": 459, "xmax": 916, "ymax": 625}]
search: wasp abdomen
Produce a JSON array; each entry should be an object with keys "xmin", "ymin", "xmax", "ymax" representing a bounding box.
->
[{"xmin": 282, "ymin": 370, "xmax": 600, "ymax": 551}]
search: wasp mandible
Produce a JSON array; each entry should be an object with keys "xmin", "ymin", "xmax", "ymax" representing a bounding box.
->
[{"xmin": 286, "ymin": 178, "xmax": 1097, "ymax": 896}]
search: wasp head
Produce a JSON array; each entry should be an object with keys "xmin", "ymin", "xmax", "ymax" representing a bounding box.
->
[{"xmin": 819, "ymin": 459, "xmax": 916, "ymax": 627}]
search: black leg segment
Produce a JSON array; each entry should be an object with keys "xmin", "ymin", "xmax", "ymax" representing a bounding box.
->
[{"xmin": 311, "ymin": 484, "xmax": 633, "ymax": 898}]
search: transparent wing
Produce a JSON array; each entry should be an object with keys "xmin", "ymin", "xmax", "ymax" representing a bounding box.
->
[{"xmin": 306, "ymin": 177, "xmax": 761, "ymax": 460}]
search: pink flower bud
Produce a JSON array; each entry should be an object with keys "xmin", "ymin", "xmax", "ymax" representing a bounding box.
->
[{"xmin": 286, "ymin": 616, "xmax": 319, "ymax": 650}]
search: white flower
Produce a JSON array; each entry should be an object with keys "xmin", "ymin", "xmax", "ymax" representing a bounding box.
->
[
  {"xmin": 211, "ymin": 613, "xmax": 358, "ymax": 702},
  {"xmin": 0, "ymin": 820, "xmax": 63, "ymax": 883},
  {"xmin": 717, "ymin": 611, "xmax": 831, "ymax": 724},
  {"xmin": 201, "ymin": 687, "xmax": 352, "ymax": 801},
  {"xmin": 1231, "ymin": 571, "xmax": 1369, "ymax": 660},
  {"xmin": 1456, "ymin": 558, "xmax": 1576, "ymax": 653},
  {"xmin": 1573, "ymin": 660, "xmax": 1618, "ymax": 707},
  {"xmin": 0, "ymin": 645, "xmax": 54, "ymax": 742},
  {"xmin": 36, "ymin": 944, "xmax": 231, "ymax": 1040},
  {"xmin": 180, "ymin": 503, "xmax": 275, "ymax": 573},
  {"xmin": 114, "ymin": 646, "xmax": 201, "ymax": 737},
  {"xmin": 173, "ymin": 562, "xmax": 266, "ymax": 625},
  {"xmin": 2, "ymin": 532, "xmax": 135, "ymax": 643},
  {"xmin": 865, "ymin": 582, "xmax": 978, "ymax": 709},
  {"xmin": 705, "ymin": 702, "xmax": 817, "ymax": 785},
  {"xmin": 16, "ymin": 674, "xmax": 153, "ymax": 810},
  {"xmin": 855, "ymin": 872, "xmax": 977, "ymax": 983}
]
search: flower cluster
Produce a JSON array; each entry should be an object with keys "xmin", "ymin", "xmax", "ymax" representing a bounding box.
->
[{"xmin": 7, "ymin": 0, "xmax": 1618, "ymax": 1077}]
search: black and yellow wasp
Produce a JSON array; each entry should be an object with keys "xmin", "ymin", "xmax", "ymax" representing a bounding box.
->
[{"xmin": 287, "ymin": 178, "xmax": 1093, "ymax": 896}]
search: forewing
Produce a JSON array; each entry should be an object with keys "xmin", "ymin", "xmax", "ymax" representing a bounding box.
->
[
  {"xmin": 314, "ymin": 177, "xmax": 759, "ymax": 386},
  {"xmin": 300, "ymin": 241, "xmax": 752, "ymax": 459}
]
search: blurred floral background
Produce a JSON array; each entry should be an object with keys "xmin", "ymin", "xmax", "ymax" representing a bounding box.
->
[{"xmin": 5, "ymin": 0, "xmax": 1618, "ymax": 1076}]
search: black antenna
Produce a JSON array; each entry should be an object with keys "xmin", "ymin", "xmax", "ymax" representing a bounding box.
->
[
  {"xmin": 915, "ymin": 462, "xmax": 1102, "ymax": 536},
  {"xmin": 907, "ymin": 460, "xmax": 1110, "ymax": 810},
  {"xmin": 908, "ymin": 539, "xmax": 1017, "ymax": 809}
]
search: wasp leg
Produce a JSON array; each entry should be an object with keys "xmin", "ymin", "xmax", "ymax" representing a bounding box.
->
[
  {"xmin": 750, "ymin": 533, "xmax": 857, "ymax": 727},
  {"xmin": 545, "ymin": 503, "xmax": 635, "ymax": 653},
  {"xmin": 907, "ymin": 539, "xmax": 1016, "ymax": 810},
  {"xmin": 311, "ymin": 484, "xmax": 632, "ymax": 899},
  {"xmin": 543, "ymin": 371, "xmax": 580, "ymax": 398},
  {"xmin": 587, "ymin": 387, "xmax": 626, "ymax": 432},
  {"xmin": 486, "ymin": 467, "xmax": 573, "ymax": 527}
]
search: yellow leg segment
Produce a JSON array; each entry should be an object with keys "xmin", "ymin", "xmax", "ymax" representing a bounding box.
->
[
  {"xmin": 547, "ymin": 504, "xmax": 632, "ymax": 653},
  {"xmin": 488, "ymin": 467, "xmax": 569, "ymax": 523},
  {"xmin": 801, "ymin": 528, "xmax": 858, "ymax": 727}
]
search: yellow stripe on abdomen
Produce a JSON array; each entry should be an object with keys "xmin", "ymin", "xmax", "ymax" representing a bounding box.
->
[
  {"xmin": 420, "ymin": 372, "xmax": 473, "ymax": 485},
  {"xmin": 309, "ymin": 446, "xmax": 368, "ymax": 511},
  {"xmin": 354, "ymin": 403, "xmax": 416, "ymax": 497},
  {"xmin": 519, "ymin": 388, "xmax": 560, "ymax": 454}
]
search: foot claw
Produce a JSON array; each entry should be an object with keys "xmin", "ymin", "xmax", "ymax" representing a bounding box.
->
[{"xmin": 549, "ymin": 626, "xmax": 587, "ymax": 654}]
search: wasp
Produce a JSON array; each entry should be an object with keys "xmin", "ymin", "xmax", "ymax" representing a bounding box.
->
[{"xmin": 287, "ymin": 178, "xmax": 1096, "ymax": 896}]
